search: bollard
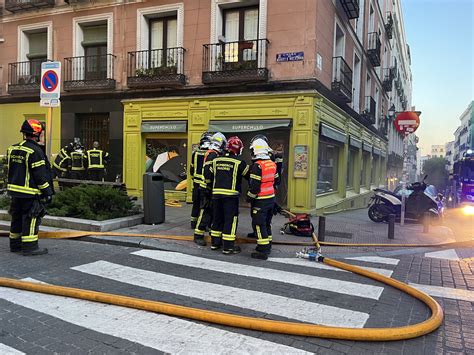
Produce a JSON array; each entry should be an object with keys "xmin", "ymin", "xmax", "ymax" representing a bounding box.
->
[
  {"xmin": 318, "ymin": 216, "xmax": 326, "ymax": 242},
  {"xmin": 388, "ymin": 214, "xmax": 395, "ymax": 239},
  {"xmin": 423, "ymin": 212, "xmax": 430, "ymax": 233}
]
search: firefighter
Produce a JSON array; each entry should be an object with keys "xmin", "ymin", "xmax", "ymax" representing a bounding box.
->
[
  {"xmin": 190, "ymin": 132, "xmax": 212, "ymax": 229},
  {"xmin": 52, "ymin": 142, "xmax": 74, "ymax": 178},
  {"xmin": 6, "ymin": 119, "xmax": 54, "ymax": 256},
  {"xmin": 70, "ymin": 144, "xmax": 86, "ymax": 180},
  {"xmin": 246, "ymin": 138, "xmax": 279, "ymax": 260},
  {"xmin": 193, "ymin": 132, "xmax": 226, "ymax": 246},
  {"xmin": 208, "ymin": 136, "xmax": 248, "ymax": 254},
  {"xmin": 86, "ymin": 141, "xmax": 110, "ymax": 181}
]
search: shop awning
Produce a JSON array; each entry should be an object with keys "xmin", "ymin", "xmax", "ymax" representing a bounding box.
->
[
  {"xmin": 142, "ymin": 120, "xmax": 187, "ymax": 133},
  {"xmin": 363, "ymin": 141, "xmax": 373, "ymax": 152},
  {"xmin": 208, "ymin": 119, "xmax": 291, "ymax": 133},
  {"xmin": 373, "ymin": 147, "xmax": 382, "ymax": 156},
  {"xmin": 320, "ymin": 124, "xmax": 347, "ymax": 144},
  {"xmin": 349, "ymin": 136, "xmax": 362, "ymax": 149}
]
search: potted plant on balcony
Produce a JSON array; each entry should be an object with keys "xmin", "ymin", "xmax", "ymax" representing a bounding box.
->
[{"xmin": 222, "ymin": 59, "xmax": 257, "ymax": 71}]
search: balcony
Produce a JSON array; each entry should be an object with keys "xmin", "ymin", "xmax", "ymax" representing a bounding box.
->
[
  {"xmin": 367, "ymin": 32, "xmax": 381, "ymax": 67},
  {"xmin": 5, "ymin": 0, "xmax": 54, "ymax": 13},
  {"xmin": 340, "ymin": 0, "xmax": 360, "ymax": 19},
  {"xmin": 382, "ymin": 68, "xmax": 394, "ymax": 92},
  {"xmin": 64, "ymin": 54, "xmax": 116, "ymax": 91},
  {"xmin": 331, "ymin": 56, "xmax": 353, "ymax": 103},
  {"xmin": 385, "ymin": 12, "xmax": 394, "ymax": 39},
  {"xmin": 202, "ymin": 39, "xmax": 269, "ymax": 84},
  {"xmin": 362, "ymin": 96, "xmax": 376, "ymax": 124},
  {"xmin": 8, "ymin": 59, "xmax": 48, "ymax": 95},
  {"xmin": 127, "ymin": 47, "xmax": 186, "ymax": 89}
]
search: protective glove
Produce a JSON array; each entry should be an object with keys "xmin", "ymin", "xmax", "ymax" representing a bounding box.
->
[{"xmin": 246, "ymin": 195, "xmax": 254, "ymax": 204}]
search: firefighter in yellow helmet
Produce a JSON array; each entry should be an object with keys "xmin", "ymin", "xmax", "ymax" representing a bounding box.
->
[
  {"xmin": 6, "ymin": 119, "xmax": 54, "ymax": 256},
  {"xmin": 246, "ymin": 138, "xmax": 279, "ymax": 260},
  {"xmin": 86, "ymin": 141, "xmax": 110, "ymax": 181}
]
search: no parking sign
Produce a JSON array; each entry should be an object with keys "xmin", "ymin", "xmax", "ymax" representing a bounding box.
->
[{"xmin": 40, "ymin": 61, "xmax": 61, "ymax": 107}]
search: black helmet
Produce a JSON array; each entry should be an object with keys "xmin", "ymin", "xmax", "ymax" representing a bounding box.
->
[
  {"xmin": 20, "ymin": 119, "xmax": 43, "ymax": 137},
  {"xmin": 250, "ymin": 134, "xmax": 268, "ymax": 145},
  {"xmin": 199, "ymin": 132, "xmax": 213, "ymax": 149}
]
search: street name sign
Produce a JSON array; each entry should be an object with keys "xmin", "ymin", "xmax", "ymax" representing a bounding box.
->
[{"xmin": 40, "ymin": 61, "xmax": 61, "ymax": 107}]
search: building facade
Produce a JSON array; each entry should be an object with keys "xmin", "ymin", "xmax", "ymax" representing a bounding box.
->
[
  {"xmin": 445, "ymin": 140, "xmax": 454, "ymax": 172},
  {"xmin": 0, "ymin": 0, "xmax": 413, "ymax": 214},
  {"xmin": 453, "ymin": 101, "xmax": 473, "ymax": 162},
  {"xmin": 430, "ymin": 144, "xmax": 445, "ymax": 158}
]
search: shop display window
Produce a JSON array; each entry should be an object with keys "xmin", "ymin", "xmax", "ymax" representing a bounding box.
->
[
  {"xmin": 317, "ymin": 139, "xmax": 339, "ymax": 194},
  {"xmin": 347, "ymin": 148, "xmax": 358, "ymax": 188}
]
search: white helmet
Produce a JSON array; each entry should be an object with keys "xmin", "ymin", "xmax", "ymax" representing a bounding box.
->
[
  {"xmin": 250, "ymin": 138, "xmax": 271, "ymax": 160},
  {"xmin": 210, "ymin": 132, "xmax": 227, "ymax": 153}
]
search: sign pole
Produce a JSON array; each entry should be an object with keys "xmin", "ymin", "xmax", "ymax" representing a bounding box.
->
[
  {"xmin": 400, "ymin": 133, "xmax": 408, "ymax": 226},
  {"xmin": 46, "ymin": 106, "xmax": 53, "ymax": 159}
]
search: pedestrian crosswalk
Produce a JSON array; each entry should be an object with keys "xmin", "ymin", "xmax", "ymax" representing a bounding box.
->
[
  {"xmin": 0, "ymin": 343, "xmax": 24, "ymax": 355},
  {"xmin": 0, "ymin": 251, "xmax": 402, "ymax": 354}
]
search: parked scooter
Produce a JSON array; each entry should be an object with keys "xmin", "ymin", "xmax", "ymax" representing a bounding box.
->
[{"xmin": 368, "ymin": 176, "xmax": 442, "ymax": 223}]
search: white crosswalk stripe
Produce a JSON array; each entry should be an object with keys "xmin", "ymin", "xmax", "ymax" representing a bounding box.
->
[
  {"xmin": 344, "ymin": 256, "xmax": 400, "ymax": 265},
  {"xmin": 132, "ymin": 250, "xmax": 384, "ymax": 300},
  {"xmin": 72, "ymin": 260, "xmax": 370, "ymax": 328},
  {"xmin": 268, "ymin": 257, "xmax": 394, "ymax": 277},
  {"xmin": 0, "ymin": 344, "xmax": 25, "ymax": 355},
  {"xmin": 0, "ymin": 279, "xmax": 310, "ymax": 355}
]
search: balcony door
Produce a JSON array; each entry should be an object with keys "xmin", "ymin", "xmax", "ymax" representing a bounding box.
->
[
  {"xmin": 149, "ymin": 17, "xmax": 178, "ymax": 68},
  {"xmin": 223, "ymin": 7, "xmax": 259, "ymax": 65},
  {"xmin": 84, "ymin": 45, "xmax": 108, "ymax": 80}
]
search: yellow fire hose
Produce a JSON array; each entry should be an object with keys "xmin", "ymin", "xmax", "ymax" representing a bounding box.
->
[{"xmin": 0, "ymin": 227, "xmax": 445, "ymax": 341}]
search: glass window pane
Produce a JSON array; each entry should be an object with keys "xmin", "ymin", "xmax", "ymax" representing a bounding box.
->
[
  {"xmin": 317, "ymin": 140, "xmax": 339, "ymax": 194},
  {"xmin": 150, "ymin": 21, "xmax": 164, "ymax": 50},
  {"xmin": 244, "ymin": 9, "xmax": 258, "ymax": 40},
  {"xmin": 347, "ymin": 149, "xmax": 357, "ymax": 188},
  {"xmin": 224, "ymin": 10, "xmax": 240, "ymax": 41},
  {"xmin": 167, "ymin": 19, "xmax": 178, "ymax": 48}
]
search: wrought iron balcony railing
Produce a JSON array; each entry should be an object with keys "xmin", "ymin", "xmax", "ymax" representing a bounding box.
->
[
  {"xmin": 331, "ymin": 56, "xmax": 353, "ymax": 103},
  {"xmin": 64, "ymin": 54, "xmax": 116, "ymax": 91},
  {"xmin": 362, "ymin": 96, "xmax": 376, "ymax": 124},
  {"xmin": 367, "ymin": 32, "xmax": 381, "ymax": 67},
  {"xmin": 5, "ymin": 0, "xmax": 54, "ymax": 13},
  {"xmin": 202, "ymin": 39, "xmax": 269, "ymax": 84},
  {"xmin": 340, "ymin": 0, "xmax": 360, "ymax": 19},
  {"xmin": 127, "ymin": 47, "xmax": 186, "ymax": 89},
  {"xmin": 8, "ymin": 59, "xmax": 49, "ymax": 95},
  {"xmin": 382, "ymin": 68, "xmax": 394, "ymax": 92},
  {"xmin": 385, "ymin": 12, "xmax": 394, "ymax": 39}
]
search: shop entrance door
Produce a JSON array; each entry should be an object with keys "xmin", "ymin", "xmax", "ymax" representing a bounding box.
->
[
  {"xmin": 234, "ymin": 129, "xmax": 289, "ymax": 207},
  {"xmin": 145, "ymin": 135, "xmax": 187, "ymax": 195}
]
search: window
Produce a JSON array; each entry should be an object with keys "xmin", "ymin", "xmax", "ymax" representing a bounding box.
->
[
  {"xmin": 366, "ymin": 74, "xmax": 372, "ymax": 97},
  {"xmin": 347, "ymin": 148, "xmax": 358, "ymax": 188},
  {"xmin": 352, "ymin": 53, "xmax": 361, "ymax": 112},
  {"xmin": 149, "ymin": 16, "xmax": 178, "ymax": 67},
  {"xmin": 361, "ymin": 151, "xmax": 370, "ymax": 186},
  {"xmin": 334, "ymin": 22, "xmax": 345, "ymax": 58},
  {"xmin": 222, "ymin": 7, "xmax": 259, "ymax": 63},
  {"xmin": 82, "ymin": 24, "xmax": 108, "ymax": 80},
  {"xmin": 371, "ymin": 155, "xmax": 379, "ymax": 184},
  {"xmin": 317, "ymin": 139, "xmax": 339, "ymax": 194}
]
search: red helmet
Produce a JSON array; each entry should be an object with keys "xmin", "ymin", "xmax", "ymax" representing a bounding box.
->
[
  {"xmin": 20, "ymin": 119, "xmax": 43, "ymax": 137},
  {"xmin": 226, "ymin": 136, "xmax": 243, "ymax": 155}
]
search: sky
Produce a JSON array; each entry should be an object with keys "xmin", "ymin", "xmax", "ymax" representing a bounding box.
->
[{"xmin": 401, "ymin": 0, "xmax": 473, "ymax": 155}]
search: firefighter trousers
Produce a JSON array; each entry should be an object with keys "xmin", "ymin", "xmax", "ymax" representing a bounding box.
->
[
  {"xmin": 190, "ymin": 182, "xmax": 202, "ymax": 225},
  {"xmin": 211, "ymin": 197, "xmax": 239, "ymax": 250},
  {"xmin": 194, "ymin": 189, "xmax": 212, "ymax": 241},
  {"xmin": 251, "ymin": 198, "xmax": 275, "ymax": 254},
  {"xmin": 9, "ymin": 197, "xmax": 44, "ymax": 252},
  {"xmin": 88, "ymin": 169, "xmax": 105, "ymax": 181}
]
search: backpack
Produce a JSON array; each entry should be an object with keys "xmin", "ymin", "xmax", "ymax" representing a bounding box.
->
[{"xmin": 281, "ymin": 213, "xmax": 314, "ymax": 237}]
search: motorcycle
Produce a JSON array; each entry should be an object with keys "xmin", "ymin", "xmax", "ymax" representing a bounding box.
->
[{"xmin": 368, "ymin": 175, "xmax": 442, "ymax": 223}]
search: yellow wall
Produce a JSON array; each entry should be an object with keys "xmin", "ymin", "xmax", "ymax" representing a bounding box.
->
[
  {"xmin": 123, "ymin": 92, "xmax": 388, "ymax": 214},
  {"xmin": 0, "ymin": 102, "xmax": 61, "ymax": 156}
]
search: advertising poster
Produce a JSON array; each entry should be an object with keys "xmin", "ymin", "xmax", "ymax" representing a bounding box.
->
[{"xmin": 294, "ymin": 145, "xmax": 308, "ymax": 178}]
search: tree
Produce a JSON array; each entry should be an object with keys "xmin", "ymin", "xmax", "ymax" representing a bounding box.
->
[{"xmin": 422, "ymin": 157, "xmax": 449, "ymax": 192}]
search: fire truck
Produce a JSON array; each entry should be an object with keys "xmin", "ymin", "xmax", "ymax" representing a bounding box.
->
[{"xmin": 453, "ymin": 149, "xmax": 474, "ymax": 215}]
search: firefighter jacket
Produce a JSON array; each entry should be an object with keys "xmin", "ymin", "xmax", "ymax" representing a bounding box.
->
[
  {"xmin": 200, "ymin": 149, "xmax": 219, "ymax": 189},
  {"xmin": 190, "ymin": 149, "xmax": 206, "ymax": 185},
  {"xmin": 247, "ymin": 159, "xmax": 279, "ymax": 200},
  {"xmin": 208, "ymin": 153, "xmax": 249, "ymax": 199},
  {"xmin": 52, "ymin": 147, "xmax": 72, "ymax": 172},
  {"xmin": 6, "ymin": 140, "xmax": 54, "ymax": 198},
  {"xmin": 71, "ymin": 151, "xmax": 86, "ymax": 171},
  {"xmin": 86, "ymin": 148, "xmax": 110, "ymax": 170}
]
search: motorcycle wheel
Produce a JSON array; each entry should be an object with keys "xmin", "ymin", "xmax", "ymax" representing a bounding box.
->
[{"xmin": 368, "ymin": 204, "xmax": 386, "ymax": 223}]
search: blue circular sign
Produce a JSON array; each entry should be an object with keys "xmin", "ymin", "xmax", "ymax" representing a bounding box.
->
[{"xmin": 42, "ymin": 70, "xmax": 58, "ymax": 92}]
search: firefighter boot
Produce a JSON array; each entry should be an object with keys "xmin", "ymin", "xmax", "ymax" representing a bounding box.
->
[
  {"xmin": 22, "ymin": 241, "xmax": 48, "ymax": 256},
  {"xmin": 9, "ymin": 238, "xmax": 21, "ymax": 253},
  {"xmin": 193, "ymin": 236, "xmax": 207, "ymax": 246},
  {"xmin": 222, "ymin": 246, "xmax": 241, "ymax": 255}
]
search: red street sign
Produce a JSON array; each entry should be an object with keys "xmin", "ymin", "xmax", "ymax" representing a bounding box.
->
[
  {"xmin": 394, "ymin": 111, "xmax": 420, "ymax": 135},
  {"xmin": 42, "ymin": 70, "xmax": 59, "ymax": 92}
]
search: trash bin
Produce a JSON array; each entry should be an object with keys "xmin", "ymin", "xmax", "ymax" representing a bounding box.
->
[{"xmin": 143, "ymin": 172, "xmax": 165, "ymax": 224}]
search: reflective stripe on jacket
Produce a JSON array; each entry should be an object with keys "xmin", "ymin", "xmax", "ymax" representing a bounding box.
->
[
  {"xmin": 209, "ymin": 153, "xmax": 249, "ymax": 198},
  {"xmin": 71, "ymin": 151, "xmax": 86, "ymax": 171},
  {"xmin": 190, "ymin": 150, "xmax": 206, "ymax": 184},
  {"xmin": 86, "ymin": 149, "xmax": 109, "ymax": 169}
]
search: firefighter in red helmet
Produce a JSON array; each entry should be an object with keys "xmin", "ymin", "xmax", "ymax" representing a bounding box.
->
[
  {"xmin": 6, "ymin": 119, "xmax": 54, "ymax": 255},
  {"xmin": 207, "ymin": 136, "xmax": 248, "ymax": 254}
]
